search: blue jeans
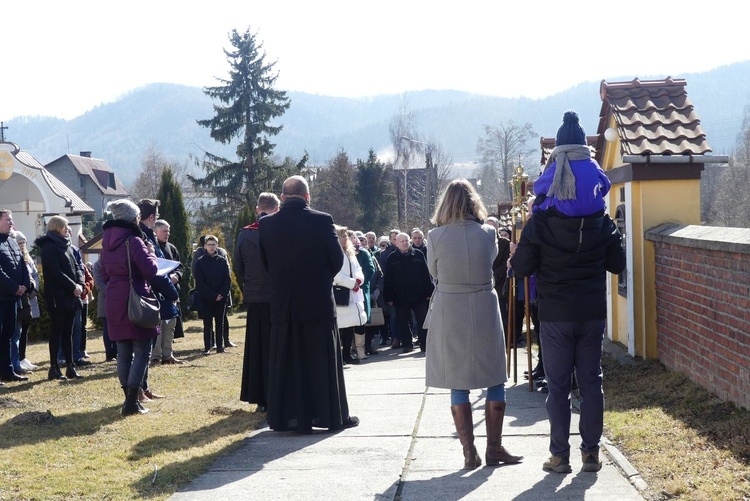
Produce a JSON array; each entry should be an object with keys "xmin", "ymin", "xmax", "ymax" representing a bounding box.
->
[
  {"xmin": 451, "ymin": 384, "xmax": 506, "ymax": 405},
  {"xmin": 0, "ymin": 301, "xmax": 18, "ymax": 377},
  {"xmin": 541, "ymin": 319, "xmax": 605, "ymax": 457},
  {"xmin": 116, "ymin": 338, "xmax": 152, "ymax": 388},
  {"xmin": 11, "ymin": 320, "xmax": 22, "ymax": 373}
]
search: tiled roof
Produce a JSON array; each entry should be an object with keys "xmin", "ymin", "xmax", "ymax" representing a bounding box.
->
[
  {"xmin": 596, "ymin": 77, "xmax": 712, "ymax": 156},
  {"xmin": 539, "ymin": 136, "xmax": 599, "ymax": 167},
  {"xmin": 14, "ymin": 149, "xmax": 94, "ymax": 214},
  {"xmin": 48, "ymin": 154, "xmax": 129, "ymax": 196}
]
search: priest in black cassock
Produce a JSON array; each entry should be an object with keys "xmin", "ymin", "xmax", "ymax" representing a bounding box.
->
[{"xmin": 259, "ymin": 175, "xmax": 359, "ymax": 433}]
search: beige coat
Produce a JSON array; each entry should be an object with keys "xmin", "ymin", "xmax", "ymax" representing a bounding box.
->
[{"xmin": 425, "ymin": 219, "xmax": 508, "ymax": 389}]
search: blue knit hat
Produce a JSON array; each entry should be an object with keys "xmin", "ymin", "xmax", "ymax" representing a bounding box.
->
[{"xmin": 555, "ymin": 110, "xmax": 586, "ymax": 146}]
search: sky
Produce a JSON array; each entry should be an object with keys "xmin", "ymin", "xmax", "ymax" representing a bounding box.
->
[{"xmin": 3, "ymin": 0, "xmax": 749, "ymax": 120}]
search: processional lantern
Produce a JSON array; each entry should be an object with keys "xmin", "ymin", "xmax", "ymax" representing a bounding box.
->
[
  {"xmin": 506, "ymin": 160, "xmax": 534, "ymax": 389},
  {"xmin": 509, "ymin": 163, "xmax": 530, "ymax": 219}
]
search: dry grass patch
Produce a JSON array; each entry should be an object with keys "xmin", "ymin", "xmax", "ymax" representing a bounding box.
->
[
  {"xmin": 0, "ymin": 314, "xmax": 264, "ymax": 501},
  {"xmin": 603, "ymin": 353, "xmax": 750, "ymax": 501}
]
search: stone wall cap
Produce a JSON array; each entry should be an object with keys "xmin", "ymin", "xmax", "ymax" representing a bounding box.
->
[{"xmin": 646, "ymin": 223, "xmax": 750, "ymax": 254}]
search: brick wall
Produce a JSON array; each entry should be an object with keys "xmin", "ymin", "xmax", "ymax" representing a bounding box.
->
[{"xmin": 646, "ymin": 224, "xmax": 750, "ymax": 410}]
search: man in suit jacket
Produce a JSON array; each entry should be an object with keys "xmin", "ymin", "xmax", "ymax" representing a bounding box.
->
[{"xmin": 259, "ymin": 176, "xmax": 359, "ymax": 433}]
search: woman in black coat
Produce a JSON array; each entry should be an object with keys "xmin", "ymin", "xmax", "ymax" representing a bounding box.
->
[{"xmin": 35, "ymin": 215, "xmax": 85, "ymax": 380}]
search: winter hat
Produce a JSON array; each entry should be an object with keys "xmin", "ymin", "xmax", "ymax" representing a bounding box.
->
[
  {"xmin": 555, "ymin": 110, "xmax": 586, "ymax": 146},
  {"xmin": 108, "ymin": 199, "xmax": 140, "ymax": 223},
  {"xmin": 11, "ymin": 230, "xmax": 26, "ymax": 243}
]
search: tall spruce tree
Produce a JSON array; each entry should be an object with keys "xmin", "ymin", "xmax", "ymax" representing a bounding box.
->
[
  {"xmin": 356, "ymin": 149, "xmax": 398, "ymax": 234},
  {"xmin": 157, "ymin": 167, "xmax": 191, "ymax": 309},
  {"xmin": 191, "ymin": 27, "xmax": 291, "ymax": 236},
  {"xmin": 312, "ymin": 150, "xmax": 359, "ymax": 227}
]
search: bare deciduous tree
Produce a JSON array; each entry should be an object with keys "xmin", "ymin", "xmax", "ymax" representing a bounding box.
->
[
  {"xmin": 130, "ymin": 143, "xmax": 190, "ymax": 200},
  {"xmin": 388, "ymin": 100, "xmax": 453, "ymax": 230},
  {"xmin": 475, "ymin": 120, "xmax": 537, "ymax": 207},
  {"xmin": 702, "ymin": 105, "xmax": 750, "ymax": 226}
]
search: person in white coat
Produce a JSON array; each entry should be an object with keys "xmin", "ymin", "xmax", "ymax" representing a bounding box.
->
[
  {"xmin": 425, "ymin": 179, "xmax": 523, "ymax": 470},
  {"xmin": 333, "ymin": 226, "xmax": 367, "ymax": 364}
]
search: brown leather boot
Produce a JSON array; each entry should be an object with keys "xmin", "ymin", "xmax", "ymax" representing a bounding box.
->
[
  {"xmin": 485, "ymin": 401, "xmax": 523, "ymax": 465},
  {"xmin": 450, "ymin": 402, "xmax": 482, "ymax": 470}
]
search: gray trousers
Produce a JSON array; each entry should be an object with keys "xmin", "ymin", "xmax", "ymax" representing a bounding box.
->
[
  {"xmin": 540, "ymin": 319, "xmax": 605, "ymax": 457},
  {"xmin": 152, "ymin": 317, "xmax": 177, "ymax": 360}
]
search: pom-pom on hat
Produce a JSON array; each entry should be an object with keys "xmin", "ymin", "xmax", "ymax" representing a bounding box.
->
[
  {"xmin": 555, "ymin": 110, "xmax": 586, "ymax": 146},
  {"xmin": 108, "ymin": 199, "xmax": 140, "ymax": 223}
]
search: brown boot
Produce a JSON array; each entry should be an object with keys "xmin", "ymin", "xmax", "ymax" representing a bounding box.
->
[
  {"xmin": 485, "ymin": 401, "xmax": 523, "ymax": 465},
  {"xmin": 450, "ymin": 402, "xmax": 482, "ymax": 470}
]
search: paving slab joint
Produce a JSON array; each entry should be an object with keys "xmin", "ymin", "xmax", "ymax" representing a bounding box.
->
[{"xmin": 392, "ymin": 386, "xmax": 428, "ymax": 501}]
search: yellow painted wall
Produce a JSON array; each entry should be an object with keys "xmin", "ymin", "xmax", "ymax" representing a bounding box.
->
[
  {"xmin": 601, "ymin": 117, "xmax": 703, "ymax": 359},
  {"xmin": 621, "ymin": 178, "xmax": 701, "ymax": 358}
]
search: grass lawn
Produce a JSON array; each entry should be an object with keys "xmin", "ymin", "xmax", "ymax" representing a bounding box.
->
[
  {"xmin": 0, "ymin": 313, "xmax": 264, "ymax": 501},
  {"xmin": 2, "ymin": 316, "xmax": 749, "ymax": 501},
  {"xmin": 602, "ymin": 352, "xmax": 750, "ymax": 501}
]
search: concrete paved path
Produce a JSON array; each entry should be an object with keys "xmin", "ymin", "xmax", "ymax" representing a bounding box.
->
[{"xmin": 170, "ymin": 343, "xmax": 644, "ymax": 500}]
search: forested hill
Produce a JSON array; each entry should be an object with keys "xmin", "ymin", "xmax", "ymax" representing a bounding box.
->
[{"xmin": 6, "ymin": 61, "xmax": 749, "ymax": 185}]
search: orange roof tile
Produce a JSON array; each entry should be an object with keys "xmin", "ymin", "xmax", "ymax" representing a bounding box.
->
[{"xmin": 596, "ymin": 77, "xmax": 712, "ymax": 157}]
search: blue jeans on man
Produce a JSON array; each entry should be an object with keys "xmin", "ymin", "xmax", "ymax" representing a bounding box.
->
[
  {"xmin": 11, "ymin": 320, "xmax": 22, "ymax": 373},
  {"xmin": 540, "ymin": 319, "xmax": 605, "ymax": 458}
]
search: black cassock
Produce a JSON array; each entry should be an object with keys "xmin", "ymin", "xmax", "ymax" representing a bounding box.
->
[{"xmin": 259, "ymin": 197, "xmax": 351, "ymax": 432}]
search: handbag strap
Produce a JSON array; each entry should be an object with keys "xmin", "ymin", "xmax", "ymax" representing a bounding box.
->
[{"xmin": 125, "ymin": 238, "xmax": 135, "ymax": 288}]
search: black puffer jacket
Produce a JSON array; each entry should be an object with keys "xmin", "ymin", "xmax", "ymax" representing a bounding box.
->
[
  {"xmin": 0, "ymin": 233, "xmax": 31, "ymax": 301},
  {"xmin": 35, "ymin": 231, "xmax": 85, "ymax": 312},
  {"xmin": 234, "ymin": 222, "xmax": 270, "ymax": 304},
  {"xmin": 383, "ymin": 247, "xmax": 434, "ymax": 305},
  {"xmin": 510, "ymin": 209, "xmax": 625, "ymax": 322}
]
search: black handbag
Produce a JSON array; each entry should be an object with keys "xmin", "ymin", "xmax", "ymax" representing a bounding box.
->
[
  {"xmin": 187, "ymin": 288, "xmax": 202, "ymax": 312},
  {"xmin": 17, "ymin": 296, "xmax": 32, "ymax": 323},
  {"xmin": 125, "ymin": 239, "xmax": 161, "ymax": 328},
  {"xmin": 333, "ymin": 286, "xmax": 349, "ymax": 306}
]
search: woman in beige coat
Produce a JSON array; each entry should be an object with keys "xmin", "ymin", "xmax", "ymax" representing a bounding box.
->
[{"xmin": 425, "ymin": 179, "xmax": 523, "ymax": 470}]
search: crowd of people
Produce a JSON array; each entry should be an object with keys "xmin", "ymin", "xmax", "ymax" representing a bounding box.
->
[{"xmin": 0, "ymin": 111, "xmax": 626, "ymax": 475}]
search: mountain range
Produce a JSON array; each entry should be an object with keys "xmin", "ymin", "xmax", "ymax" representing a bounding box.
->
[{"xmin": 5, "ymin": 61, "xmax": 749, "ymax": 185}]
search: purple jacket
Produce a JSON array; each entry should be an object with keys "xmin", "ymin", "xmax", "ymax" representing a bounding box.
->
[
  {"xmin": 534, "ymin": 156, "xmax": 611, "ymax": 217},
  {"xmin": 100, "ymin": 220, "xmax": 159, "ymax": 341}
]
